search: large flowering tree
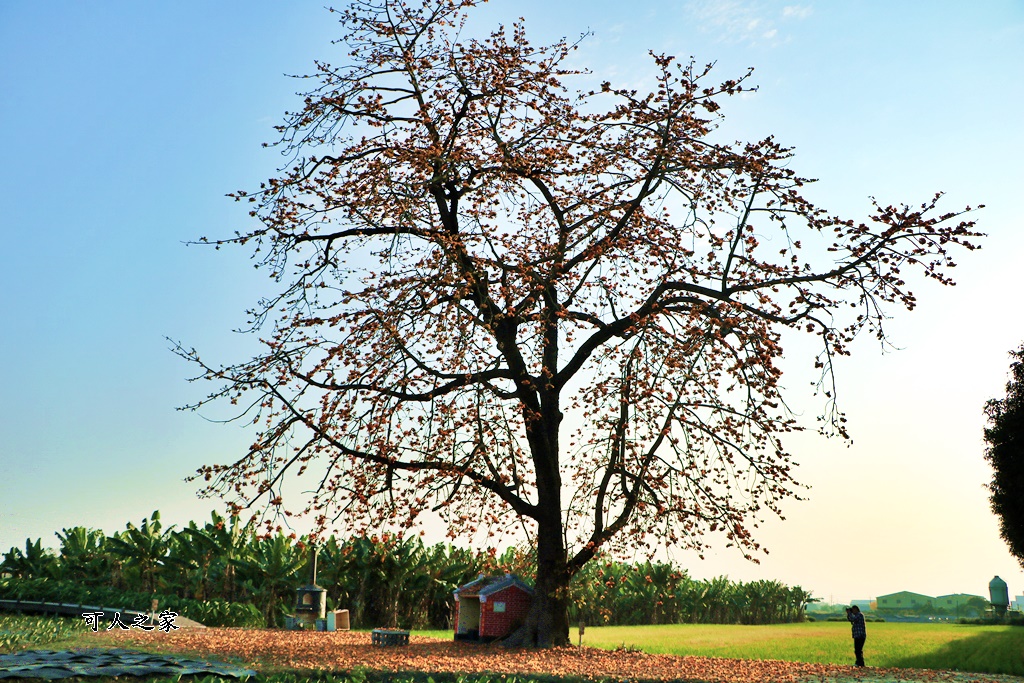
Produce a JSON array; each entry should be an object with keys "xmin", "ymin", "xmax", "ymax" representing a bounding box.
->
[{"xmin": 178, "ymin": 0, "xmax": 982, "ymax": 645}]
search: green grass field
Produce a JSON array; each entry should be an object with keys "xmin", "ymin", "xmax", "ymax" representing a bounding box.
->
[{"xmin": 418, "ymin": 622, "xmax": 1024, "ymax": 676}]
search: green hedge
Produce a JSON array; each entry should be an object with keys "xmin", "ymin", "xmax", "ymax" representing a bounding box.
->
[
  {"xmin": 0, "ymin": 577, "xmax": 263, "ymax": 628},
  {"xmin": 956, "ymin": 614, "xmax": 1024, "ymax": 626}
]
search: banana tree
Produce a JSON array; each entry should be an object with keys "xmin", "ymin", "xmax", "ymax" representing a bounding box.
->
[
  {"xmin": 235, "ymin": 533, "xmax": 303, "ymax": 626},
  {"xmin": 421, "ymin": 544, "xmax": 481, "ymax": 629},
  {"xmin": 0, "ymin": 538, "xmax": 58, "ymax": 580},
  {"xmin": 54, "ymin": 527, "xmax": 109, "ymax": 586},
  {"xmin": 788, "ymin": 585, "xmax": 816, "ymax": 622},
  {"xmin": 205, "ymin": 511, "xmax": 254, "ymax": 602},
  {"xmin": 169, "ymin": 509, "xmax": 253, "ymax": 602},
  {"xmin": 104, "ymin": 511, "xmax": 175, "ymax": 593},
  {"xmin": 166, "ymin": 523, "xmax": 220, "ymax": 600}
]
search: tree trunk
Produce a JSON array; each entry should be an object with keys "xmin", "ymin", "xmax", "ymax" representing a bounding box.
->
[
  {"xmin": 502, "ymin": 514, "xmax": 570, "ymax": 647},
  {"xmin": 501, "ymin": 370, "xmax": 571, "ymax": 648}
]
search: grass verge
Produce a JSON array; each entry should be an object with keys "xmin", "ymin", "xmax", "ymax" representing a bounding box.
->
[
  {"xmin": 0, "ymin": 612, "xmax": 93, "ymax": 651},
  {"xmin": 572, "ymin": 622, "xmax": 1024, "ymax": 675}
]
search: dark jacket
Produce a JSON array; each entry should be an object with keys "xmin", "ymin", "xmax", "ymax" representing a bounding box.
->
[{"xmin": 847, "ymin": 610, "xmax": 866, "ymax": 638}]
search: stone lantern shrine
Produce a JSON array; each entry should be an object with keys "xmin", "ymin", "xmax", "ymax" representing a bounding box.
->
[
  {"xmin": 289, "ymin": 545, "xmax": 327, "ymax": 630},
  {"xmin": 283, "ymin": 545, "xmax": 350, "ymax": 631}
]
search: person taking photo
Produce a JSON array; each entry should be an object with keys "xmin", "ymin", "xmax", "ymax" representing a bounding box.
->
[{"xmin": 845, "ymin": 605, "xmax": 866, "ymax": 667}]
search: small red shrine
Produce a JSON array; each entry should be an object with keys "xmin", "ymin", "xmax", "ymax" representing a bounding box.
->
[{"xmin": 453, "ymin": 573, "xmax": 533, "ymax": 642}]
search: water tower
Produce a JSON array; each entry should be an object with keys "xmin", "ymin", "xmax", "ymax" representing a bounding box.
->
[{"xmin": 989, "ymin": 576, "xmax": 1009, "ymax": 617}]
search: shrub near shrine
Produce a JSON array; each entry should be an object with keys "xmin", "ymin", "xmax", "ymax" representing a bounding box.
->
[{"xmin": 178, "ymin": 0, "xmax": 982, "ymax": 646}]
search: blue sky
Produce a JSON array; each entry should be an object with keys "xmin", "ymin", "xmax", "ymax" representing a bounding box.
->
[{"xmin": 2, "ymin": 1, "xmax": 1023, "ymax": 605}]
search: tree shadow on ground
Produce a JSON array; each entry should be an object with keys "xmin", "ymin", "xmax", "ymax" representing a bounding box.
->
[{"xmin": 889, "ymin": 628, "xmax": 1024, "ymax": 677}]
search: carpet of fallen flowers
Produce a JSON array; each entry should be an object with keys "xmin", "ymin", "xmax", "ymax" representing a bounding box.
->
[{"xmin": 85, "ymin": 628, "xmax": 1024, "ymax": 683}]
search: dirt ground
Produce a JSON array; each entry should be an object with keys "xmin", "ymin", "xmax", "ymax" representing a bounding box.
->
[{"xmin": 85, "ymin": 628, "xmax": 1024, "ymax": 683}]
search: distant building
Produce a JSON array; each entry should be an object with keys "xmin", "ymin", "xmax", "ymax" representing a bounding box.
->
[
  {"xmin": 1012, "ymin": 595, "xmax": 1024, "ymax": 612},
  {"xmin": 935, "ymin": 593, "xmax": 987, "ymax": 616},
  {"xmin": 875, "ymin": 591, "xmax": 987, "ymax": 616},
  {"xmin": 876, "ymin": 591, "xmax": 934, "ymax": 611},
  {"xmin": 851, "ymin": 599, "xmax": 874, "ymax": 612}
]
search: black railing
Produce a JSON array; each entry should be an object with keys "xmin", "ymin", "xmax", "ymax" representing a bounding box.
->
[{"xmin": 0, "ymin": 599, "xmax": 152, "ymax": 624}]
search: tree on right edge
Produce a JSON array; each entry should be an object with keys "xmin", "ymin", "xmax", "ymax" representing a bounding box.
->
[{"xmin": 984, "ymin": 344, "xmax": 1024, "ymax": 568}]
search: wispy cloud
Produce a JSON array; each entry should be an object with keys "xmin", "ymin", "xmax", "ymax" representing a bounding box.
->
[
  {"xmin": 782, "ymin": 5, "xmax": 813, "ymax": 20},
  {"xmin": 684, "ymin": 1, "xmax": 812, "ymax": 46}
]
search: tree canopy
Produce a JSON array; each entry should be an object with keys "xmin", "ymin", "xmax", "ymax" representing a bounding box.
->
[
  {"xmin": 984, "ymin": 344, "xmax": 1024, "ymax": 569},
  {"xmin": 177, "ymin": 0, "xmax": 982, "ymax": 645}
]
